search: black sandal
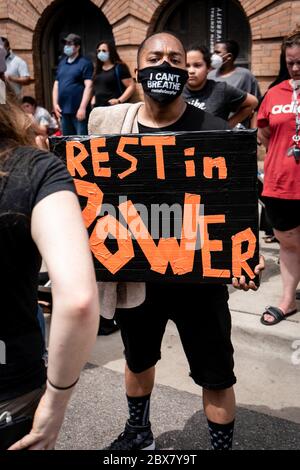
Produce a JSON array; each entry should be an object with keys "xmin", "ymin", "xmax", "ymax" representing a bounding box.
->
[{"xmin": 260, "ymin": 306, "xmax": 298, "ymax": 326}]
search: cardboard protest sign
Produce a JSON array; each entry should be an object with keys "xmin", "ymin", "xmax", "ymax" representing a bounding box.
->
[{"xmin": 50, "ymin": 130, "xmax": 259, "ymax": 284}]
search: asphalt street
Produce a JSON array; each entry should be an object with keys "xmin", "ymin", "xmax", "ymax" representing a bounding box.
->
[{"xmin": 54, "ymin": 237, "xmax": 300, "ymax": 451}]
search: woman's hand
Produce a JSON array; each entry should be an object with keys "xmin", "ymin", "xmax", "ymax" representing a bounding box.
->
[
  {"xmin": 232, "ymin": 255, "xmax": 265, "ymax": 291},
  {"xmin": 8, "ymin": 390, "xmax": 69, "ymax": 450},
  {"xmin": 258, "ymin": 126, "xmax": 270, "ymax": 150},
  {"xmin": 108, "ymin": 98, "xmax": 120, "ymax": 106}
]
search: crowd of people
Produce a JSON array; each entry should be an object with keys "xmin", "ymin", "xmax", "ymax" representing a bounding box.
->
[{"xmin": 0, "ymin": 26, "xmax": 299, "ymax": 451}]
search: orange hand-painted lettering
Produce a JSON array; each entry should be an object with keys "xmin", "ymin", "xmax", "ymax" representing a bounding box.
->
[
  {"xmin": 201, "ymin": 214, "xmax": 231, "ymax": 278},
  {"xmin": 66, "ymin": 141, "xmax": 89, "ymax": 177},
  {"xmin": 74, "ymin": 179, "xmax": 103, "ymax": 229},
  {"xmin": 203, "ymin": 156, "xmax": 227, "ymax": 179},
  {"xmin": 90, "ymin": 215, "xmax": 134, "ymax": 274},
  {"xmin": 90, "ymin": 137, "xmax": 111, "ymax": 177},
  {"xmin": 141, "ymin": 135, "xmax": 176, "ymax": 180},
  {"xmin": 116, "ymin": 136, "xmax": 139, "ymax": 179},
  {"xmin": 232, "ymin": 228, "xmax": 256, "ymax": 279},
  {"xmin": 119, "ymin": 193, "xmax": 200, "ymax": 275}
]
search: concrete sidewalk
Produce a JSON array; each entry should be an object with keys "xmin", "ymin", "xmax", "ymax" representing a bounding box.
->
[{"xmin": 55, "ymin": 234, "xmax": 300, "ymax": 450}]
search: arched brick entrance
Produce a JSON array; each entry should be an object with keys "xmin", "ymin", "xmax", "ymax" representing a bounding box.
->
[
  {"xmin": 148, "ymin": 0, "xmax": 251, "ymax": 68},
  {"xmin": 33, "ymin": 0, "xmax": 113, "ymax": 109},
  {"xmin": 1, "ymin": 0, "xmax": 300, "ymax": 101}
]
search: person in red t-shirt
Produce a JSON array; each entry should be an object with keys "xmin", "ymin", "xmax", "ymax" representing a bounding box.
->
[{"xmin": 258, "ymin": 31, "xmax": 300, "ymax": 325}]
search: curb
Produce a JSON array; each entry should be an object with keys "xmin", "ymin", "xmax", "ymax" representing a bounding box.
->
[{"xmin": 231, "ymin": 309, "xmax": 300, "ymax": 355}]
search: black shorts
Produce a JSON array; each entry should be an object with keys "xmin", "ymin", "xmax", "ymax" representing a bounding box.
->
[
  {"xmin": 115, "ymin": 283, "xmax": 236, "ymax": 390},
  {"xmin": 264, "ymin": 197, "xmax": 300, "ymax": 231}
]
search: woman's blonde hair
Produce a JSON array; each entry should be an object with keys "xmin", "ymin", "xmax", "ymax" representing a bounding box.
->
[{"xmin": 0, "ymin": 92, "xmax": 36, "ymax": 171}]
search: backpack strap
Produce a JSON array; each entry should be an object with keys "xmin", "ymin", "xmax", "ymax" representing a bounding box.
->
[{"xmin": 114, "ymin": 64, "xmax": 124, "ymax": 96}]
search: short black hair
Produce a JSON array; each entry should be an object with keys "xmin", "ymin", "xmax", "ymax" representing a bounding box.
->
[
  {"xmin": 0, "ymin": 37, "xmax": 9, "ymax": 48},
  {"xmin": 217, "ymin": 39, "xmax": 240, "ymax": 61},
  {"xmin": 137, "ymin": 31, "xmax": 186, "ymax": 66},
  {"xmin": 187, "ymin": 44, "xmax": 211, "ymax": 68},
  {"xmin": 22, "ymin": 96, "xmax": 37, "ymax": 107}
]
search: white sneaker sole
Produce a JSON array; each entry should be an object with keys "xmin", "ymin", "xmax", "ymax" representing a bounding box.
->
[{"xmin": 142, "ymin": 441, "xmax": 155, "ymax": 450}]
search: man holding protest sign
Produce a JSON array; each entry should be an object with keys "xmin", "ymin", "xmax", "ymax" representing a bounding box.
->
[{"xmin": 88, "ymin": 32, "xmax": 264, "ymax": 451}]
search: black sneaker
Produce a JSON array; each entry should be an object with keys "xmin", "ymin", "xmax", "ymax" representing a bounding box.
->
[
  {"xmin": 107, "ymin": 421, "xmax": 155, "ymax": 450},
  {"xmin": 98, "ymin": 317, "xmax": 119, "ymax": 336}
]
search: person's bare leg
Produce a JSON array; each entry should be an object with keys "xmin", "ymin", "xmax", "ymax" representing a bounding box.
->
[
  {"xmin": 203, "ymin": 387, "xmax": 235, "ymax": 450},
  {"xmin": 203, "ymin": 387, "xmax": 235, "ymax": 424},
  {"xmin": 125, "ymin": 364, "xmax": 155, "ymax": 396},
  {"xmin": 107, "ymin": 365, "xmax": 156, "ymax": 449},
  {"xmin": 263, "ymin": 226, "xmax": 300, "ymax": 323}
]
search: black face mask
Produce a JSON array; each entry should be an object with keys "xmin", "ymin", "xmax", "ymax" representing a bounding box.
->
[{"xmin": 137, "ymin": 61, "xmax": 188, "ymax": 104}]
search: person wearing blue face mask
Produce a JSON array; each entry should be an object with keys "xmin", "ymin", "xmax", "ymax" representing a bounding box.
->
[
  {"xmin": 92, "ymin": 41, "xmax": 135, "ymax": 336},
  {"xmin": 52, "ymin": 33, "xmax": 93, "ymax": 136},
  {"xmin": 92, "ymin": 40, "xmax": 135, "ymax": 107}
]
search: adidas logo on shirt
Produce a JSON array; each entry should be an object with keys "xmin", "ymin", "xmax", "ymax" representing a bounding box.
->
[{"xmin": 271, "ymin": 103, "xmax": 300, "ymax": 114}]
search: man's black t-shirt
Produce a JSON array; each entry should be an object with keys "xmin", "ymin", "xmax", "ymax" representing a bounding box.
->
[
  {"xmin": 0, "ymin": 147, "xmax": 75, "ymax": 401},
  {"xmin": 94, "ymin": 63, "xmax": 131, "ymax": 107},
  {"xmin": 138, "ymin": 102, "xmax": 230, "ymax": 133},
  {"xmin": 138, "ymin": 103, "xmax": 229, "ymax": 294},
  {"xmin": 182, "ymin": 80, "xmax": 246, "ymax": 121}
]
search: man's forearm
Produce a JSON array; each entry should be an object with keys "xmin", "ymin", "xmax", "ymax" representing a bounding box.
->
[
  {"xmin": 228, "ymin": 106, "xmax": 252, "ymax": 128},
  {"xmin": 52, "ymin": 82, "xmax": 59, "ymax": 106},
  {"xmin": 7, "ymin": 75, "xmax": 32, "ymax": 85},
  {"xmin": 79, "ymin": 83, "xmax": 93, "ymax": 110}
]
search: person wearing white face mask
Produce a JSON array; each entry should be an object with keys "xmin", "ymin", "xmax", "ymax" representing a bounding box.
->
[
  {"xmin": 92, "ymin": 40, "xmax": 136, "ymax": 107},
  {"xmin": 52, "ymin": 33, "xmax": 94, "ymax": 136},
  {"xmin": 208, "ymin": 39, "xmax": 261, "ymax": 127},
  {"xmin": 210, "ymin": 53, "xmax": 223, "ymax": 71}
]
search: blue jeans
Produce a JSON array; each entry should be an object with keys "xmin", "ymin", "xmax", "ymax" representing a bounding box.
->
[
  {"xmin": 36, "ymin": 305, "xmax": 47, "ymax": 357},
  {"xmin": 61, "ymin": 113, "xmax": 88, "ymax": 136},
  {"xmin": 37, "ymin": 305, "xmax": 46, "ymax": 340}
]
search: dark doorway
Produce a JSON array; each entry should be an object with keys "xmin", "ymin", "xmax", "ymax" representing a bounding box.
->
[
  {"xmin": 38, "ymin": 0, "xmax": 113, "ymax": 110},
  {"xmin": 153, "ymin": 0, "xmax": 251, "ymax": 68}
]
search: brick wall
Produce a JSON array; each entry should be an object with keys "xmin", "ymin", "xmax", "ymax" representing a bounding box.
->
[
  {"xmin": 1, "ymin": 0, "xmax": 300, "ymax": 102},
  {"xmin": 245, "ymin": 0, "xmax": 299, "ymax": 94}
]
